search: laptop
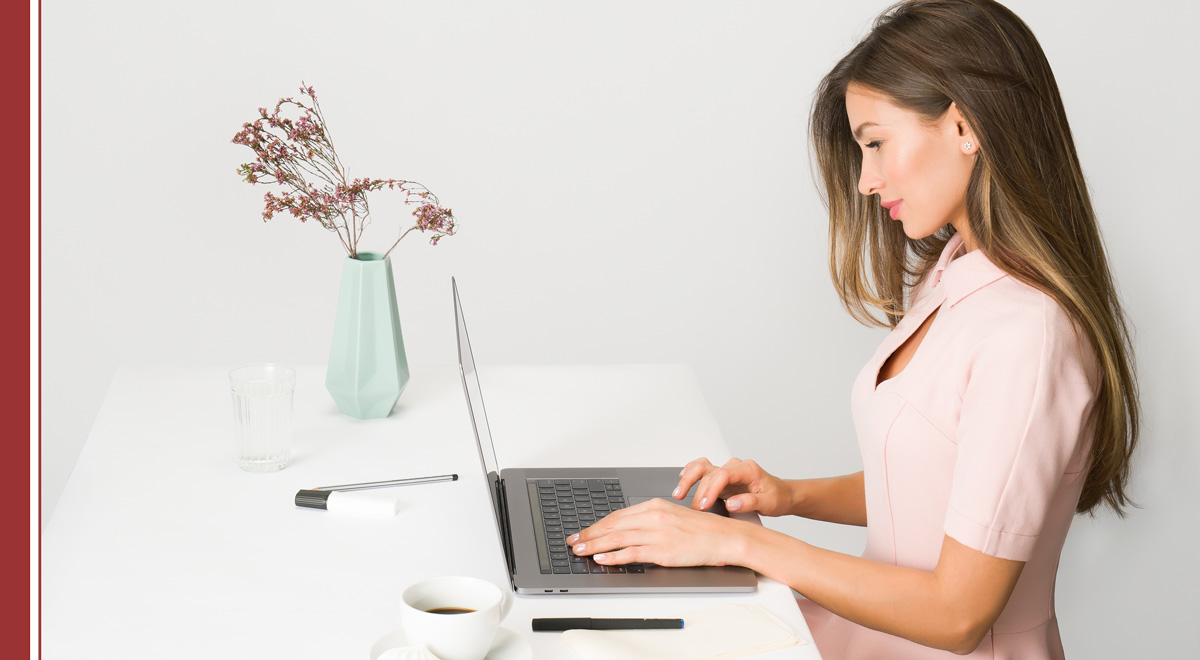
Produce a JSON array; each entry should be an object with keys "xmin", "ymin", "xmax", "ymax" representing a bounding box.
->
[{"xmin": 453, "ymin": 278, "xmax": 758, "ymax": 594}]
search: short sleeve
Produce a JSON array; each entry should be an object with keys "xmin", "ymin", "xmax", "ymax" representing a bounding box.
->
[{"xmin": 943, "ymin": 294, "xmax": 1098, "ymax": 561}]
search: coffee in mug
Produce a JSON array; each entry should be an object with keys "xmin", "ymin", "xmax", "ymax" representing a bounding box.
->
[{"xmin": 400, "ymin": 576, "xmax": 513, "ymax": 660}]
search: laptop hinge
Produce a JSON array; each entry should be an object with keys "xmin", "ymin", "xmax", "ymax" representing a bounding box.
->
[{"xmin": 496, "ymin": 478, "xmax": 516, "ymax": 576}]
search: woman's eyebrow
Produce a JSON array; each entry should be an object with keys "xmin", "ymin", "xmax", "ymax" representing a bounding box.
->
[{"xmin": 853, "ymin": 121, "xmax": 881, "ymax": 141}]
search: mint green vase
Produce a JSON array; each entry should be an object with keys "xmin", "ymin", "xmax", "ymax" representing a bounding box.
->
[{"xmin": 325, "ymin": 252, "xmax": 410, "ymax": 419}]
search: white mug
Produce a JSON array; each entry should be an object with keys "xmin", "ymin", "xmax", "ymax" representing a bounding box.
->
[{"xmin": 399, "ymin": 576, "xmax": 513, "ymax": 660}]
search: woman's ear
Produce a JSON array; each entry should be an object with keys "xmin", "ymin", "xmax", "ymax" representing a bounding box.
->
[{"xmin": 947, "ymin": 102, "xmax": 978, "ymax": 154}]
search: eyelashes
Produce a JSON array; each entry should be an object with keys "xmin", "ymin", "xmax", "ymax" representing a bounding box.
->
[{"xmin": 865, "ymin": 140, "xmax": 882, "ymax": 149}]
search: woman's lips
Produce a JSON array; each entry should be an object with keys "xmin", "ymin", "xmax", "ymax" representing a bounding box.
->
[{"xmin": 881, "ymin": 199, "xmax": 903, "ymax": 220}]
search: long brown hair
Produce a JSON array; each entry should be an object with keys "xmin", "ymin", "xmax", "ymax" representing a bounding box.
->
[{"xmin": 809, "ymin": 0, "xmax": 1139, "ymax": 515}]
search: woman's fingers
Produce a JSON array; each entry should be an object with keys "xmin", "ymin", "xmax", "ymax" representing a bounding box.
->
[
  {"xmin": 724, "ymin": 492, "xmax": 755, "ymax": 512},
  {"xmin": 568, "ymin": 501, "xmax": 659, "ymax": 554},
  {"xmin": 591, "ymin": 547, "xmax": 641, "ymax": 565},
  {"xmin": 672, "ymin": 457, "xmax": 717, "ymax": 500},
  {"xmin": 692, "ymin": 466, "xmax": 734, "ymax": 510},
  {"xmin": 693, "ymin": 458, "xmax": 756, "ymax": 510},
  {"xmin": 692, "ymin": 458, "xmax": 787, "ymax": 515},
  {"xmin": 571, "ymin": 524, "xmax": 652, "ymax": 558},
  {"xmin": 568, "ymin": 498, "xmax": 732, "ymax": 567}
]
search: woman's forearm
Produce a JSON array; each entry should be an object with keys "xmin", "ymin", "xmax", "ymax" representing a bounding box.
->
[
  {"xmin": 725, "ymin": 522, "xmax": 1021, "ymax": 654},
  {"xmin": 786, "ymin": 471, "xmax": 867, "ymax": 526}
]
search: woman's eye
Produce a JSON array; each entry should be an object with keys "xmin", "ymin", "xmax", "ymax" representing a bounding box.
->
[{"xmin": 866, "ymin": 140, "xmax": 882, "ymax": 149}]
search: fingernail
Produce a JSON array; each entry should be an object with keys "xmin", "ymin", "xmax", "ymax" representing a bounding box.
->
[
  {"xmin": 594, "ymin": 553, "xmax": 607, "ymax": 563},
  {"xmin": 727, "ymin": 499, "xmax": 741, "ymax": 511},
  {"xmin": 672, "ymin": 486, "xmax": 683, "ymax": 498},
  {"xmin": 700, "ymin": 497, "xmax": 709, "ymax": 509},
  {"xmin": 567, "ymin": 534, "xmax": 579, "ymax": 544},
  {"xmin": 679, "ymin": 468, "xmax": 686, "ymax": 476},
  {"xmin": 574, "ymin": 543, "xmax": 586, "ymax": 554}
]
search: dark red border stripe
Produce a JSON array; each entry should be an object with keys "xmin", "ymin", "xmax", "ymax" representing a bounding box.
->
[{"xmin": 4, "ymin": 0, "xmax": 33, "ymax": 657}]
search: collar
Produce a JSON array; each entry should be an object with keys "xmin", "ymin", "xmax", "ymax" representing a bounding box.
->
[{"xmin": 926, "ymin": 232, "xmax": 1009, "ymax": 306}]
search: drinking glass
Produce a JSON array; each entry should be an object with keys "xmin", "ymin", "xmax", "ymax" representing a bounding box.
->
[{"xmin": 228, "ymin": 363, "xmax": 295, "ymax": 472}]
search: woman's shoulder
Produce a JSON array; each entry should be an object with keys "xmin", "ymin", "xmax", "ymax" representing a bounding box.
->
[
  {"xmin": 953, "ymin": 275, "xmax": 1098, "ymax": 386},
  {"xmin": 962, "ymin": 274, "xmax": 1071, "ymax": 334}
]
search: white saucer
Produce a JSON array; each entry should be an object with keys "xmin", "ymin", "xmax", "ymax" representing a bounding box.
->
[{"xmin": 370, "ymin": 626, "xmax": 531, "ymax": 660}]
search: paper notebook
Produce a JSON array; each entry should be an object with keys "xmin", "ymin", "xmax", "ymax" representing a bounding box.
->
[{"xmin": 561, "ymin": 604, "xmax": 807, "ymax": 660}]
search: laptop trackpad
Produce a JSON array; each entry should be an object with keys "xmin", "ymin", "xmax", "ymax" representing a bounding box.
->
[{"xmin": 626, "ymin": 496, "xmax": 730, "ymax": 517}]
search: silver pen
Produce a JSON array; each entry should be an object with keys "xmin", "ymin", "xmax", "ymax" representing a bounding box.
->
[
  {"xmin": 295, "ymin": 473, "xmax": 459, "ymax": 512},
  {"xmin": 316, "ymin": 473, "xmax": 459, "ymax": 492}
]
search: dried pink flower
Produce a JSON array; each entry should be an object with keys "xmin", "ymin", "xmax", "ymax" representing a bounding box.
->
[{"xmin": 232, "ymin": 82, "xmax": 457, "ymax": 259}]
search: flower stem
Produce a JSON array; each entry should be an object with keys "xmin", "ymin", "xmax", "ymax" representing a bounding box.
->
[{"xmin": 383, "ymin": 225, "xmax": 418, "ymax": 259}]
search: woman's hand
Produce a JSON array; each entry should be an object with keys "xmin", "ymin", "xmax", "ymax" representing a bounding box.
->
[
  {"xmin": 566, "ymin": 497, "xmax": 750, "ymax": 567},
  {"xmin": 674, "ymin": 457, "xmax": 796, "ymax": 517}
]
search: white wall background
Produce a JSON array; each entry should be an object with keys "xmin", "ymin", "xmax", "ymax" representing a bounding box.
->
[{"xmin": 42, "ymin": 0, "xmax": 1198, "ymax": 656}]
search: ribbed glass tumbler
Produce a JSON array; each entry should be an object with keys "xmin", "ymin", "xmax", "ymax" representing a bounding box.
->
[{"xmin": 228, "ymin": 363, "xmax": 296, "ymax": 472}]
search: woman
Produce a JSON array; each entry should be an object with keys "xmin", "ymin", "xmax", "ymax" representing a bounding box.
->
[{"xmin": 568, "ymin": 0, "xmax": 1139, "ymax": 657}]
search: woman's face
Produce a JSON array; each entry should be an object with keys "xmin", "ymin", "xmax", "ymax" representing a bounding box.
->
[{"xmin": 845, "ymin": 83, "xmax": 978, "ymax": 248}]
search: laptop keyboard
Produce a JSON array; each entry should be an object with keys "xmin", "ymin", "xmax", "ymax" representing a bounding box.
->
[{"xmin": 530, "ymin": 478, "xmax": 646, "ymax": 575}]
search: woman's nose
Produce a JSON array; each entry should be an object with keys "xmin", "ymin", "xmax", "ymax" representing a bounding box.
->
[{"xmin": 858, "ymin": 160, "xmax": 883, "ymax": 197}]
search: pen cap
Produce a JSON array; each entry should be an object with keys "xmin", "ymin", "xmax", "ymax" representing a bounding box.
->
[
  {"xmin": 295, "ymin": 489, "xmax": 333, "ymax": 510},
  {"xmin": 295, "ymin": 489, "xmax": 402, "ymax": 517}
]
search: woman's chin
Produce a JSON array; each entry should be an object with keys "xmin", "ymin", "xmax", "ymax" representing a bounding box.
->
[{"xmin": 899, "ymin": 220, "xmax": 942, "ymax": 241}]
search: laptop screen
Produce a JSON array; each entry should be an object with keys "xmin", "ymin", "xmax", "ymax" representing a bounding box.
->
[{"xmin": 453, "ymin": 279, "xmax": 506, "ymax": 533}]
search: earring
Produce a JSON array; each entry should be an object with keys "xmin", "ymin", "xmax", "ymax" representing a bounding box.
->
[{"xmin": 962, "ymin": 141, "xmax": 974, "ymax": 151}]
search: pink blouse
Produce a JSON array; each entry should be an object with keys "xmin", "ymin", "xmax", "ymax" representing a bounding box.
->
[{"xmin": 799, "ymin": 233, "xmax": 1099, "ymax": 659}]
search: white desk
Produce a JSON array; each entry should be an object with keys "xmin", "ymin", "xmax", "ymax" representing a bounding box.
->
[{"xmin": 43, "ymin": 364, "xmax": 819, "ymax": 659}]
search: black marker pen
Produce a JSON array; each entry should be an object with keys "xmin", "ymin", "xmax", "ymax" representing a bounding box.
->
[{"xmin": 532, "ymin": 618, "xmax": 684, "ymax": 631}]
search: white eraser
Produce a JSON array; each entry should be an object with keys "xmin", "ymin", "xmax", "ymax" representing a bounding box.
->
[{"xmin": 325, "ymin": 490, "xmax": 402, "ymax": 518}]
